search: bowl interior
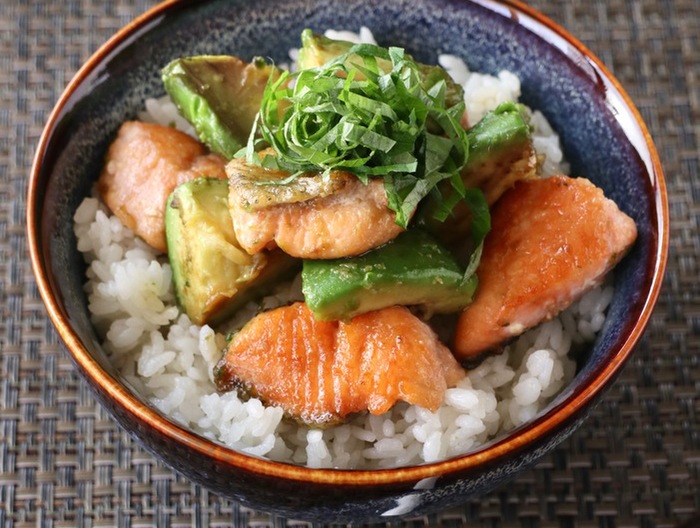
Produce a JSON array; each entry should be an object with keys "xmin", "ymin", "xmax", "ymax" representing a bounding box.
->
[{"xmin": 32, "ymin": 0, "xmax": 665, "ymax": 474}]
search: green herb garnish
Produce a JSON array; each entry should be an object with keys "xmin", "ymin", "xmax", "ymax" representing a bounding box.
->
[{"xmin": 242, "ymin": 42, "xmax": 477, "ymax": 229}]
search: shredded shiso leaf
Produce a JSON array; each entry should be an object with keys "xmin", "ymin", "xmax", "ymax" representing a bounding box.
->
[{"xmin": 240, "ymin": 42, "xmax": 486, "ymax": 231}]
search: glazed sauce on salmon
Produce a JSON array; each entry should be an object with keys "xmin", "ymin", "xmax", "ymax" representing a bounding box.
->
[
  {"xmin": 214, "ymin": 303, "xmax": 465, "ymax": 425},
  {"xmin": 97, "ymin": 121, "xmax": 226, "ymax": 252},
  {"xmin": 226, "ymin": 156, "xmax": 404, "ymax": 259},
  {"xmin": 454, "ymin": 175, "xmax": 637, "ymax": 360}
]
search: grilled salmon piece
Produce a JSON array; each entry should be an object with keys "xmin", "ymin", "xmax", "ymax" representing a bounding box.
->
[
  {"xmin": 214, "ymin": 302, "xmax": 464, "ymax": 425},
  {"xmin": 226, "ymin": 156, "xmax": 404, "ymax": 259},
  {"xmin": 454, "ymin": 175, "xmax": 637, "ymax": 360},
  {"xmin": 97, "ymin": 121, "xmax": 226, "ymax": 252}
]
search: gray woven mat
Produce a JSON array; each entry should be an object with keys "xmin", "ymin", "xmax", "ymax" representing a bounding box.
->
[{"xmin": 1, "ymin": 0, "xmax": 698, "ymax": 526}]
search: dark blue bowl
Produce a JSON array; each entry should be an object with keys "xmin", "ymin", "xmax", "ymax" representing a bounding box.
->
[{"xmin": 28, "ymin": 0, "xmax": 668, "ymax": 523}]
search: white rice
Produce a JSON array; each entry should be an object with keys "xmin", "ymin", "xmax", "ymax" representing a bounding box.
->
[{"xmin": 73, "ymin": 29, "xmax": 609, "ymax": 469}]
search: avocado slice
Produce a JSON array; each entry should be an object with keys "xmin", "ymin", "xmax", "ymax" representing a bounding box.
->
[
  {"xmin": 165, "ymin": 177, "xmax": 297, "ymax": 326},
  {"xmin": 296, "ymin": 29, "xmax": 465, "ymax": 110},
  {"xmin": 162, "ymin": 55, "xmax": 280, "ymax": 159},
  {"xmin": 301, "ymin": 229, "xmax": 477, "ymax": 321},
  {"xmin": 421, "ymin": 102, "xmax": 537, "ymax": 245},
  {"xmin": 461, "ymin": 102, "xmax": 537, "ymax": 204}
]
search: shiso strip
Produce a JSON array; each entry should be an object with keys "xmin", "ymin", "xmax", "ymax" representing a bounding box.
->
[{"xmin": 240, "ymin": 42, "xmax": 487, "ymax": 235}]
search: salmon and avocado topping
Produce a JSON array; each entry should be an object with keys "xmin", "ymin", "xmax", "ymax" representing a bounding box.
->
[{"xmin": 94, "ymin": 30, "xmax": 637, "ymax": 429}]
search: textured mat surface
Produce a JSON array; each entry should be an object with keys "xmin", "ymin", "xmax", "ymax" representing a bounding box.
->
[{"xmin": 1, "ymin": 0, "xmax": 698, "ymax": 526}]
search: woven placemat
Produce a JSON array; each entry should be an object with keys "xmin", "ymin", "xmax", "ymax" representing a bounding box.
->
[{"xmin": 1, "ymin": 0, "xmax": 698, "ymax": 526}]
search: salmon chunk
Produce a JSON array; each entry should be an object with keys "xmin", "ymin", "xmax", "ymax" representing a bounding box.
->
[
  {"xmin": 214, "ymin": 303, "xmax": 465, "ymax": 425},
  {"xmin": 97, "ymin": 121, "xmax": 226, "ymax": 252},
  {"xmin": 454, "ymin": 175, "xmax": 637, "ymax": 360},
  {"xmin": 226, "ymin": 156, "xmax": 404, "ymax": 259}
]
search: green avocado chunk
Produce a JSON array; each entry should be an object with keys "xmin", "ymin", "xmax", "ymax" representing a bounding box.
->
[
  {"xmin": 296, "ymin": 29, "xmax": 465, "ymax": 110},
  {"xmin": 165, "ymin": 177, "xmax": 297, "ymax": 326},
  {"xmin": 462, "ymin": 103, "xmax": 536, "ymax": 191},
  {"xmin": 162, "ymin": 55, "xmax": 280, "ymax": 159},
  {"xmin": 301, "ymin": 230, "xmax": 477, "ymax": 321}
]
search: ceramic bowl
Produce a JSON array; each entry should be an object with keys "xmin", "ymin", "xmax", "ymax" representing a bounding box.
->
[{"xmin": 28, "ymin": 0, "xmax": 668, "ymax": 522}]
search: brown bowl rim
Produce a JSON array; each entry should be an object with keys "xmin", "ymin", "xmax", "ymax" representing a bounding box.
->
[{"xmin": 27, "ymin": 0, "xmax": 669, "ymax": 486}]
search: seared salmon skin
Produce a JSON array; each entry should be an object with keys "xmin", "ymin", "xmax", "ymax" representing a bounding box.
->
[
  {"xmin": 454, "ymin": 175, "xmax": 637, "ymax": 360},
  {"xmin": 226, "ymin": 156, "xmax": 404, "ymax": 259},
  {"xmin": 214, "ymin": 303, "xmax": 464, "ymax": 425},
  {"xmin": 97, "ymin": 121, "xmax": 226, "ymax": 252}
]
